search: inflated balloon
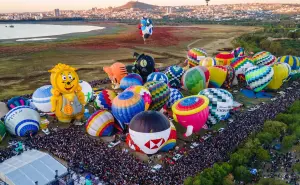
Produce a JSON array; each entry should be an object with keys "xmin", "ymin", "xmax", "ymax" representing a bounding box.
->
[
  {"xmin": 94, "ymin": 89, "xmax": 116, "ymax": 110},
  {"xmin": 253, "ymin": 51, "xmax": 276, "ymax": 66},
  {"xmin": 199, "ymin": 88, "xmax": 233, "ymax": 126},
  {"xmin": 0, "ymin": 102, "xmax": 9, "ymax": 119},
  {"xmin": 182, "ymin": 66, "xmax": 207, "ymax": 95},
  {"xmin": 139, "ymin": 17, "xmax": 153, "ymax": 41},
  {"xmin": 166, "ymin": 88, "xmax": 184, "ymax": 108},
  {"xmin": 187, "ymin": 48, "xmax": 208, "ymax": 68},
  {"xmin": 79, "ymin": 80, "xmax": 93, "ymax": 103},
  {"xmin": 159, "ymin": 122, "xmax": 177, "ymax": 152},
  {"xmin": 49, "ymin": 63, "xmax": 85, "ymax": 123},
  {"xmin": 147, "ymin": 72, "xmax": 168, "ymax": 84},
  {"xmin": 125, "ymin": 85, "xmax": 152, "ymax": 110},
  {"xmin": 86, "ymin": 110, "xmax": 115, "ymax": 137},
  {"xmin": 7, "ymin": 96, "xmax": 30, "ymax": 110},
  {"xmin": 32, "ymin": 85, "xmax": 52, "ymax": 113},
  {"xmin": 277, "ymin": 55, "xmax": 300, "ymax": 71},
  {"xmin": 0, "ymin": 121, "xmax": 6, "ymax": 143},
  {"xmin": 221, "ymin": 65, "xmax": 235, "ymax": 89},
  {"xmin": 215, "ymin": 52, "xmax": 234, "ymax": 66},
  {"xmin": 164, "ymin": 65, "xmax": 185, "ymax": 88},
  {"xmin": 267, "ymin": 63, "xmax": 289, "ymax": 90},
  {"xmin": 245, "ymin": 66, "xmax": 274, "ymax": 92},
  {"xmin": 199, "ymin": 57, "xmax": 218, "ymax": 67},
  {"xmin": 281, "ymin": 63, "xmax": 291, "ymax": 77},
  {"xmin": 103, "ymin": 62, "xmax": 128, "ymax": 89},
  {"xmin": 4, "ymin": 106, "xmax": 40, "ymax": 137},
  {"xmin": 133, "ymin": 53, "xmax": 155, "ymax": 82},
  {"xmin": 199, "ymin": 66, "xmax": 210, "ymax": 88},
  {"xmin": 112, "ymin": 91, "xmax": 145, "ymax": 128},
  {"xmin": 128, "ymin": 111, "xmax": 171, "ymax": 154},
  {"xmin": 172, "ymin": 95, "xmax": 209, "ymax": 137},
  {"xmin": 230, "ymin": 56, "xmax": 255, "ymax": 78},
  {"xmin": 144, "ymin": 81, "xmax": 170, "ymax": 111},
  {"xmin": 208, "ymin": 66, "xmax": 227, "ymax": 88},
  {"xmin": 232, "ymin": 47, "xmax": 245, "ymax": 58},
  {"xmin": 120, "ymin": 73, "xmax": 143, "ymax": 90}
]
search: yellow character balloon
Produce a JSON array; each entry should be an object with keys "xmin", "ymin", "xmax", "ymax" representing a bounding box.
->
[{"xmin": 49, "ymin": 63, "xmax": 85, "ymax": 123}]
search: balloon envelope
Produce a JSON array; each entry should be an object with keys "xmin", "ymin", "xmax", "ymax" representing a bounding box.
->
[
  {"xmin": 86, "ymin": 110, "xmax": 115, "ymax": 137},
  {"xmin": 277, "ymin": 55, "xmax": 300, "ymax": 71},
  {"xmin": 253, "ymin": 51, "xmax": 276, "ymax": 66},
  {"xmin": 32, "ymin": 85, "xmax": 53, "ymax": 113},
  {"xmin": 215, "ymin": 52, "xmax": 234, "ymax": 66},
  {"xmin": 187, "ymin": 48, "xmax": 208, "ymax": 68},
  {"xmin": 208, "ymin": 66, "xmax": 227, "ymax": 88},
  {"xmin": 182, "ymin": 66, "xmax": 207, "ymax": 95},
  {"xmin": 144, "ymin": 81, "xmax": 170, "ymax": 111},
  {"xmin": 94, "ymin": 89, "xmax": 117, "ymax": 110},
  {"xmin": 245, "ymin": 66, "xmax": 274, "ymax": 92},
  {"xmin": 164, "ymin": 66, "xmax": 184, "ymax": 88},
  {"xmin": 166, "ymin": 88, "xmax": 184, "ymax": 108},
  {"xmin": 267, "ymin": 63, "xmax": 289, "ymax": 90},
  {"xmin": 120, "ymin": 73, "xmax": 143, "ymax": 90},
  {"xmin": 147, "ymin": 72, "xmax": 168, "ymax": 84},
  {"xmin": 125, "ymin": 85, "xmax": 152, "ymax": 111}
]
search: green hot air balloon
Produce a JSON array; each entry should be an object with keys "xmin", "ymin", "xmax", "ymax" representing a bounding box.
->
[
  {"xmin": 182, "ymin": 66, "xmax": 207, "ymax": 95},
  {"xmin": 0, "ymin": 121, "xmax": 6, "ymax": 143}
]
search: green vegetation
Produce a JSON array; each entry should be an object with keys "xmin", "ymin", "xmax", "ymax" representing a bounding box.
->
[{"xmin": 185, "ymin": 100, "xmax": 300, "ymax": 185}]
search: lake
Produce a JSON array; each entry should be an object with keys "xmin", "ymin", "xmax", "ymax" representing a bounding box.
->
[{"xmin": 0, "ymin": 24, "xmax": 105, "ymax": 40}]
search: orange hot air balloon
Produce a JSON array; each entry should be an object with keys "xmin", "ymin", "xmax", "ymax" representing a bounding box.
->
[{"xmin": 103, "ymin": 62, "xmax": 128, "ymax": 89}]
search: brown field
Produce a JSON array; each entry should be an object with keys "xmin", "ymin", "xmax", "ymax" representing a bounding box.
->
[{"xmin": 0, "ymin": 23, "xmax": 260, "ymax": 100}]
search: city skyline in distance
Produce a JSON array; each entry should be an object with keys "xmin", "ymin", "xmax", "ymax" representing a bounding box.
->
[{"xmin": 1, "ymin": 0, "xmax": 300, "ymax": 13}]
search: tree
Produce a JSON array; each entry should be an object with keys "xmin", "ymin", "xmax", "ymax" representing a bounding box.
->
[
  {"xmin": 282, "ymin": 135, "xmax": 296, "ymax": 150},
  {"xmin": 257, "ymin": 132, "xmax": 273, "ymax": 145},
  {"xmin": 230, "ymin": 153, "xmax": 249, "ymax": 167},
  {"xmin": 256, "ymin": 147, "xmax": 271, "ymax": 161},
  {"xmin": 223, "ymin": 174, "xmax": 234, "ymax": 185},
  {"xmin": 233, "ymin": 166, "xmax": 252, "ymax": 183},
  {"xmin": 260, "ymin": 39, "xmax": 271, "ymax": 50},
  {"xmin": 284, "ymin": 48, "xmax": 297, "ymax": 56},
  {"xmin": 294, "ymin": 126, "xmax": 300, "ymax": 139},
  {"xmin": 256, "ymin": 178, "xmax": 288, "ymax": 185},
  {"xmin": 220, "ymin": 163, "xmax": 233, "ymax": 174},
  {"xmin": 199, "ymin": 176, "xmax": 214, "ymax": 185},
  {"xmin": 294, "ymin": 144, "xmax": 300, "ymax": 153},
  {"xmin": 287, "ymin": 100, "xmax": 300, "ymax": 114},
  {"xmin": 292, "ymin": 163, "xmax": 300, "ymax": 173},
  {"xmin": 269, "ymin": 42, "xmax": 282, "ymax": 55},
  {"xmin": 263, "ymin": 121, "xmax": 287, "ymax": 138},
  {"xmin": 184, "ymin": 176, "xmax": 193, "ymax": 185}
]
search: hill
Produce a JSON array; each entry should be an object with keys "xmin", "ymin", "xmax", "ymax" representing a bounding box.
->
[{"xmin": 116, "ymin": 1, "xmax": 157, "ymax": 10}]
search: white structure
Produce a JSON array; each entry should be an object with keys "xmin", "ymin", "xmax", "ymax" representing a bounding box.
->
[
  {"xmin": 0, "ymin": 150, "xmax": 67, "ymax": 185},
  {"xmin": 54, "ymin": 9, "xmax": 60, "ymax": 17}
]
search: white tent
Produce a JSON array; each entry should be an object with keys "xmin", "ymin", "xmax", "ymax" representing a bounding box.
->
[{"xmin": 0, "ymin": 149, "xmax": 67, "ymax": 185}]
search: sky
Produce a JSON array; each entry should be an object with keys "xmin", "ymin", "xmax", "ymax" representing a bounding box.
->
[{"xmin": 0, "ymin": 0, "xmax": 299, "ymax": 13}]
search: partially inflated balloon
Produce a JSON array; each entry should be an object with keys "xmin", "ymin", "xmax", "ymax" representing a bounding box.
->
[
  {"xmin": 215, "ymin": 52, "xmax": 234, "ymax": 66},
  {"xmin": 187, "ymin": 48, "xmax": 208, "ymax": 68},
  {"xmin": 144, "ymin": 81, "xmax": 170, "ymax": 111},
  {"xmin": 120, "ymin": 73, "xmax": 143, "ymax": 90},
  {"xmin": 125, "ymin": 85, "xmax": 152, "ymax": 110},
  {"xmin": 172, "ymin": 95, "xmax": 209, "ymax": 137},
  {"xmin": 164, "ymin": 65, "xmax": 184, "ymax": 88},
  {"xmin": 199, "ymin": 88, "xmax": 233, "ymax": 126},
  {"xmin": 7, "ymin": 96, "xmax": 30, "ymax": 110},
  {"xmin": 32, "ymin": 85, "xmax": 52, "ymax": 113},
  {"xmin": 208, "ymin": 66, "xmax": 227, "ymax": 88},
  {"xmin": 253, "ymin": 51, "xmax": 276, "ymax": 66},
  {"xmin": 112, "ymin": 91, "xmax": 145, "ymax": 128},
  {"xmin": 160, "ymin": 122, "xmax": 177, "ymax": 152},
  {"xmin": 199, "ymin": 57, "xmax": 218, "ymax": 67},
  {"xmin": 221, "ymin": 65, "xmax": 235, "ymax": 89},
  {"xmin": 147, "ymin": 72, "xmax": 168, "ymax": 84},
  {"xmin": 133, "ymin": 54, "xmax": 155, "ymax": 82},
  {"xmin": 94, "ymin": 90, "xmax": 117, "ymax": 110},
  {"xmin": 79, "ymin": 80, "xmax": 93, "ymax": 103},
  {"xmin": 232, "ymin": 47, "xmax": 245, "ymax": 58},
  {"xmin": 86, "ymin": 110, "xmax": 115, "ymax": 137},
  {"xmin": 245, "ymin": 66, "xmax": 274, "ymax": 92},
  {"xmin": 103, "ymin": 62, "xmax": 128, "ymax": 89},
  {"xmin": 267, "ymin": 63, "xmax": 289, "ymax": 90},
  {"xmin": 230, "ymin": 56, "xmax": 255, "ymax": 78},
  {"xmin": 166, "ymin": 88, "xmax": 184, "ymax": 108},
  {"xmin": 277, "ymin": 55, "xmax": 300, "ymax": 71},
  {"xmin": 182, "ymin": 66, "xmax": 207, "ymax": 95}
]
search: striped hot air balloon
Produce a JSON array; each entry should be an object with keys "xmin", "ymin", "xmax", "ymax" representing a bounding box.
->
[
  {"xmin": 94, "ymin": 89, "xmax": 117, "ymax": 110},
  {"xmin": 187, "ymin": 48, "xmax": 208, "ymax": 68},
  {"xmin": 159, "ymin": 122, "xmax": 177, "ymax": 152},
  {"xmin": 215, "ymin": 52, "xmax": 234, "ymax": 66},
  {"xmin": 252, "ymin": 51, "xmax": 276, "ymax": 66},
  {"xmin": 208, "ymin": 66, "xmax": 227, "ymax": 88},
  {"xmin": 86, "ymin": 110, "xmax": 115, "ymax": 137},
  {"xmin": 230, "ymin": 56, "xmax": 255, "ymax": 77},
  {"xmin": 245, "ymin": 66, "xmax": 274, "ymax": 92},
  {"xmin": 125, "ymin": 85, "xmax": 152, "ymax": 111},
  {"xmin": 120, "ymin": 73, "xmax": 143, "ymax": 90},
  {"xmin": 32, "ymin": 85, "xmax": 53, "ymax": 113},
  {"xmin": 277, "ymin": 55, "xmax": 300, "ymax": 71}
]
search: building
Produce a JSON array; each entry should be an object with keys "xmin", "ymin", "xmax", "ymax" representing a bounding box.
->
[
  {"xmin": 54, "ymin": 9, "xmax": 60, "ymax": 17},
  {"xmin": 166, "ymin": 7, "xmax": 172, "ymax": 15}
]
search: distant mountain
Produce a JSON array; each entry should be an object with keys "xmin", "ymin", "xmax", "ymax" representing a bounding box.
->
[{"xmin": 116, "ymin": 1, "xmax": 157, "ymax": 10}]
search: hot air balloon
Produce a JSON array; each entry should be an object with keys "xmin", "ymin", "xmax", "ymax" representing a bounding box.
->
[
  {"xmin": 0, "ymin": 121, "xmax": 6, "ymax": 143},
  {"xmin": 182, "ymin": 66, "xmax": 207, "ymax": 95},
  {"xmin": 125, "ymin": 85, "xmax": 152, "ymax": 111},
  {"xmin": 199, "ymin": 88, "xmax": 233, "ymax": 126},
  {"xmin": 215, "ymin": 52, "xmax": 234, "ymax": 66},
  {"xmin": 132, "ymin": 53, "xmax": 155, "ymax": 82},
  {"xmin": 267, "ymin": 63, "xmax": 289, "ymax": 90},
  {"xmin": 230, "ymin": 56, "xmax": 255, "ymax": 80},
  {"xmin": 187, "ymin": 48, "xmax": 208, "ymax": 68},
  {"xmin": 32, "ymin": 85, "xmax": 53, "ymax": 113},
  {"xmin": 159, "ymin": 122, "xmax": 177, "ymax": 152},
  {"xmin": 79, "ymin": 80, "xmax": 93, "ymax": 103},
  {"xmin": 277, "ymin": 55, "xmax": 300, "ymax": 72},
  {"xmin": 166, "ymin": 88, "xmax": 184, "ymax": 109},
  {"xmin": 147, "ymin": 72, "xmax": 168, "ymax": 84},
  {"xmin": 232, "ymin": 47, "xmax": 245, "ymax": 58},
  {"xmin": 172, "ymin": 95, "xmax": 209, "ymax": 137},
  {"xmin": 221, "ymin": 65, "xmax": 235, "ymax": 89},
  {"xmin": 281, "ymin": 63, "xmax": 292, "ymax": 77},
  {"xmin": 199, "ymin": 57, "xmax": 218, "ymax": 68},
  {"xmin": 7, "ymin": 96, "xmax": 30, "ymax": 110},
  {"xmin": 208, "ymin": 66, "xmax": 227, "ymax": 88},
  {"xmin": 94, "ymin": 89, "xmax": 117, "ymax": 110},
  {"xmin": 103, "ymin": 62, "xmax": 128, "ymax": 89},
  {"xmin": 144, "ymin": 81, "xmax": 170, "ymax": 111},
  {"xmin": 120, "ymin": 73, "xmax": 143, "ymax": 90},
  {"xmin": 139, "ymin": 17, "xmax": 153, "ymax": 42},
  {"xmin": 245, "ymin": 66, "xmax": 274, "ymax": 92},
  {"xmin": 86, "ymin": 110, "xmax": 115, "ymax": 137},
  {"xmin": 252, "ymin": 51, "xmax": 276, "ymax": 66},
  {"xmin": 4, "ymin": 106, "xmax": 40, "ymax": 137},
  {"xmin": 0, "ymin": 102, "xmax": 9, "ymax": 119},
  {"xmin": 164, "ymin": 65, "xmax": 184, "ymax": 88},
  {"xmin": 128, "ymin": 111, "xmax": 171, "ymax": 154},
  {"xmin": 205, "ymin": 0, "xmax": 210, "ymax": 6},
  {"xmin": 112, "ymin": 91, "xmax": 145, "ymax": 129}
]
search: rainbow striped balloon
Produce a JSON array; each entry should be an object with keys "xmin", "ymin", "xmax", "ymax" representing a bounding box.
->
[
  {"xmin": 86, "ymin": 110, "xmax": 115, "ymax": 137},
  {"xmin": 187, "ymin": 48, "xmax": 208, "ymax": 68},
  {"xmin": 120, "ymin": 73, "xmax": 143, "ymax": 90},
  {"xmin": 215, "ymin": 52, "xmax": 235, "ymax": 66},
  {"xmin": 125, "ymin": 85, "xmax": 152, "ymax": 110},
  {"xmin": 208, "ymin": 66, "xmax": 227, "ymax": 88},
  {"xmin": 159, "ymin": 122, "xmax": 177, "ymax": 152},
  {"xmin": 230, "ymin": 56, "xmax": 255, "ymax": 76},
  {"xmin": 245, "ymin": 66, "xmax": 274, "ymax": 92},
  {"xmin": 94, "ymin": 89, "xmax": 117, "ymax": 110},
  {"xmin": 253, "ymin": 51, "xmax": 276, "ymax": 66},
  {"xmin": 277, "ymin": 55, "xmax": 300, "ymax": 71}
]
